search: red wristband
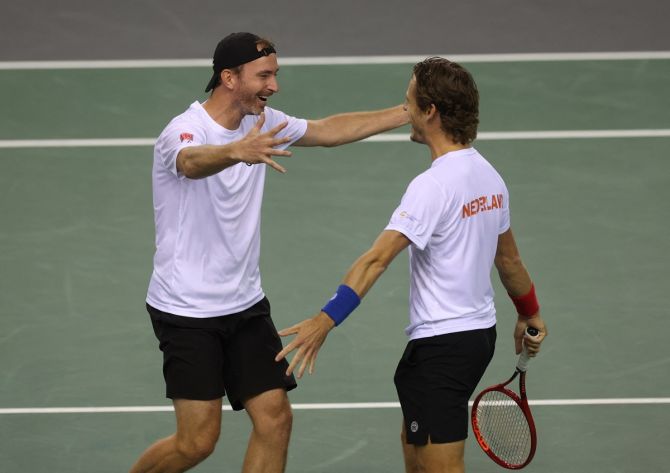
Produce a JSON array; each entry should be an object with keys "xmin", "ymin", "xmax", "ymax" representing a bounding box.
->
[{"xmin": 509, "ymin": 283, "xmax": 540, "ymax": 318}]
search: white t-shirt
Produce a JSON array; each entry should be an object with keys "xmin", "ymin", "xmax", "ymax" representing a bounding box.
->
[
  {"xmin": 146, "ymin": 102, "xmax": 307, "ymax": 317},
  {"xmin": 385, "ymin": 147, "xmax": 510, "ymax": 340}
]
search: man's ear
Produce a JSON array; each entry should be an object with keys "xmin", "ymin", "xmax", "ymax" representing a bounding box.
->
[
  {"xmin": 425, "ymin": 103, "xmax": 439, "ymax": 121},
  {"xmin": 220, "ymin": 69, "xmax": 237, "ymax": 89}
]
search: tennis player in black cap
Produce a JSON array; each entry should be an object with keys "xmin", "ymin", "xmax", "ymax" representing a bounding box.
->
[{"xmin": 130, "ymin": 32, "xmax": 408, "ymax": 473}]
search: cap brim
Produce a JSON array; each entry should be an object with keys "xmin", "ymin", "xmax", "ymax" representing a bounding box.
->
[{"xmin": 205, "ymin": 71, "xmax": 219, "ymax": 92}]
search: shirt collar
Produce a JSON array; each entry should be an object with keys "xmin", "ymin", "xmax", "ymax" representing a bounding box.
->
[{"xmin": 431, "ymin": 147, "xmax": 476, "ymax": 168}]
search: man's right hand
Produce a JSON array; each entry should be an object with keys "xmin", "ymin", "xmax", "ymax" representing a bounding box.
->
[{"xmin": 232, "ymin": 113, "xmax": 294, "ymax": 173}]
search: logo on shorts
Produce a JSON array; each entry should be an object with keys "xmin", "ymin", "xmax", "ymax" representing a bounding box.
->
[{"xmin": 410, "ymin": 420, "xmax": 419, "ymax": 433}]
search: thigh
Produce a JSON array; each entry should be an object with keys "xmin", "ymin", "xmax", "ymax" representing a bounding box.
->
[
  {"xmin": 149, "ymin": 308, "xmax": 226, "ymax": 400},
  {"xmin": 174, "ymin": 398, "xmax": 222, "ymax": 443},
  {"xmin": 394, "ymin": 327, "xmax": 496, "ymax": 445},
  {"xmin": 415, "ymin": 439, "xmax": 465, "ymax": 473},
  {"xmin": 401, "ymin": 420, "xmax": 466, "ymax": 473},
  {"xmin": 222, "ymin": 312, "xmax": 297, "ymax": 410}
]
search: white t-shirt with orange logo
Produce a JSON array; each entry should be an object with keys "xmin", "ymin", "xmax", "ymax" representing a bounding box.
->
[
  {"xmin": 146, "ymin": 102, "xmax": 307, "ymax": 318},
  {"xmin": 385, "ymin": 147, "xmax": 510, "ymax": 340}
]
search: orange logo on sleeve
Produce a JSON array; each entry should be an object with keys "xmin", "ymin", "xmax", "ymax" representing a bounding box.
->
[{"xmin": 462, "ymin": 194, "xmax": 503, "ymax": 219}]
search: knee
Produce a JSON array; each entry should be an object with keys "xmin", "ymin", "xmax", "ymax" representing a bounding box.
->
[
  {"xmin": 254, "ymin": 403, "xmax": 293, "ymax": 439},
  {"xmin": 176, "ymin": 431, "xmax": 219, "ymax": 465}
]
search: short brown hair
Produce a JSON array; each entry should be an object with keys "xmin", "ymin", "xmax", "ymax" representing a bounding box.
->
[{"xmin": 412, "ymin": 57, "xmax": 479, "ymax": 144}]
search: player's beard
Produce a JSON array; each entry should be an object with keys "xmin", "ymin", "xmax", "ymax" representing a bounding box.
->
[{"xmin": 237, "ymin": 87, "xmax": 269, "ymax": 116}]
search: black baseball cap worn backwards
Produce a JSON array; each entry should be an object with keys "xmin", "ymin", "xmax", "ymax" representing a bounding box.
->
[{"xmin": 205, "ymin": 32, "xmax": 277, "ymax": 92}]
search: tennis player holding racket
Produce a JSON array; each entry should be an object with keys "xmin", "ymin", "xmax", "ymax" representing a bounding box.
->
[{"xmin": 276, "ymin": 57, "xmax": 547, "ymax": 473}]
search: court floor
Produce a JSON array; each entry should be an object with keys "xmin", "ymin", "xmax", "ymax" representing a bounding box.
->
[{"xmin": 0, "ymin": 57, "xmax": 669, "ymax": 472}]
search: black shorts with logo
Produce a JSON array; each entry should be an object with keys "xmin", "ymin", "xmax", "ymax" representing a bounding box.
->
[
  {"xmin": 394, "ymin": 326, "xmax": 496, "ymax": 445},
  {"xmin": 147, "ymin": 297, "xmax": 297, "ymax": 410}
]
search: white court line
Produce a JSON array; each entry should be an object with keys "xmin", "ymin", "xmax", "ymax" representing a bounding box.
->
[
  {"xmin": 1, "ymin": 129, "xmax": 669, "ymax": 149},
  {"xmin": 366, "ymin": 129, "xmax": 670, "ymax": 141},
  {"xmin": 1, "ymin": 399, "xmax": 669, "ymax": 414},
  {"xmin": 1, "ymin": 51, "xmax": 670, "ymax": 70}
]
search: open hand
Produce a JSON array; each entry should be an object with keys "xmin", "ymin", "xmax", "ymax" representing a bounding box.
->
[
  {"xmin": 234, "ymin": 113, "xmax": 294, "ymax": 173},
  {"xmin": 275, "ymin": 312, "xmax": 335, "ymax": 378}
]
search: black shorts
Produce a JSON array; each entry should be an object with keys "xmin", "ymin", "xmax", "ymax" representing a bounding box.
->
[
  {"xmin": 147, "ymin": 297, "xmax": 297, "ymax": 411},
  {"xmin": 394, "ymin": 326, "xmax": 496, "ymax": 445}
]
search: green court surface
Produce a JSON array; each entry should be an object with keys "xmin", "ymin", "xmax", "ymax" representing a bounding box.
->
[{"xmin": 0, "ymin": 59, "xmax": 669, "ymax": 472}]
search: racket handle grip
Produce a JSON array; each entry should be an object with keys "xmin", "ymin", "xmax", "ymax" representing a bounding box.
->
[{"xmin": 517, "ymin": 327, "xmax": 540, "ymax": 372}]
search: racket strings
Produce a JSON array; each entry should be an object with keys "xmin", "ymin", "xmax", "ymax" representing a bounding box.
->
[{"xmin": 475, "ymin": 390, "xmax": 532, "ymax": 466}]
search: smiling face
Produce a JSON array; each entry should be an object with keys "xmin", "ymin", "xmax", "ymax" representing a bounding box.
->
[{"xmin": 232, "ymin": 53, "xmax": 280, "ymax": 116}]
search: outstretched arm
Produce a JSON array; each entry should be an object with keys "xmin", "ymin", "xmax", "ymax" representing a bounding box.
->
[
  {"xmin": 293, "ymin": 105, "xmax": 408, "ymax": 147},
  {"xmin": 494, "ymin": 228, "xmax": 548, "ymax": 356},
  {"xmin": 275, "ymin": 230, "xmax": 411, "ymax": 377}
]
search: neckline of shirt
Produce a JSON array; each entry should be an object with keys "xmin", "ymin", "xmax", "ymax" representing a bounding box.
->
[
  {"xmin": 192, "ymin": 101, "xmax": 248, "ymax": 135},
  {"xmin": 431, "ymin": 147, "xmax": 476, "ymax": 167}
]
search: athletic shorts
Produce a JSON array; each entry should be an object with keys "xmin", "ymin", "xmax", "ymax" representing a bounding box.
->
[
  {"xmin": 147, "ymin": 297, "xmax": 297, "ymax": 410},
  {"xmin": 394, "ymin": 326, "xmax": 497, "ymax": 445}
]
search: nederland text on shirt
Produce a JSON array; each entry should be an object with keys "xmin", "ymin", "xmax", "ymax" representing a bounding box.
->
[{"xmin": 461, "ymin": 194, "xmax": 504, "ymax": 219}]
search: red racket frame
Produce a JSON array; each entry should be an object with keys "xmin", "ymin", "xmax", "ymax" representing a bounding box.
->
[{"xmin": 471, "ymin": 369, "xmax": 537, "ymax": 470}]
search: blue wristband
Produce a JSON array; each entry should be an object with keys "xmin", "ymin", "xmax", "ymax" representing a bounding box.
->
[{"xmin": 322, "ymin": 284, "xmax": 361, "ymax": 326}]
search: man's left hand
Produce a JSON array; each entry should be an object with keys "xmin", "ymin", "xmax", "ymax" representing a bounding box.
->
[{"xmin": 275, "ymin": 312, "xmax": 335, "ymax": 378}]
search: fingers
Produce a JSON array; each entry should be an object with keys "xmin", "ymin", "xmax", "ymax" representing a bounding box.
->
[
  {"xmin": 242, "ymin": 118, "xmax": 294, "ymax": 171},
  {"xmin": 252, "ymin": 112, "xmax": 266, "ymax": 132},
  {"xmin": 283, "ymin": 344, "xmax": 314, "ymax": 378},
  {"xmin": 272, "ymin": 136, "xmax": 294, "ymax": 148},
  {"xmin": 263, "ymin": 122, "xmax": 293, "ymax": 148},
  {"xmin": 253, "ymin": 119, "xmax": 291, "ymax": 144},
  {"xmin": 285, "ymin": 345, "xmax": 305, "ymax": 376},
  {"xmin": 288, "ymin": 346, "xmax": 316, "ymax": 379},
  {"xmin": 528, "ymin": 341, "xmax": 543, "ymax": 355},
  {"xmin": 266, "ymin": 120, "xmax": 289, "ymax": 136},
  {"xmin": 270, "ymin": 147, "xmax": 293, "ymax": 157},
  {"xmin": 277, "ymin": 325, "xmax": 299, "ymax": 337},
  {"xmin": 275, "ymin": 316, "xmax": 329, "ymax": 376},
  {"xmin": 275, "ymin": 346, "xmax": 289, "ymax": 363},
  {"xmin": 253, "ymin": 151, "xmax": 291, "ymax": 173},
  {"xmin": 265, "ymin": 158, "xmax": 287, "ymax": 174},
  {"xmin": 523, "ymin": 328, "xmax": 544, "ymax": 357},
  {"xmin": 296, "ymin": 353, "xmax": 308, "ymax": 378},
  {"xmin": 275, "ymin": 328, "xmax": 300, "ymax": 362}
]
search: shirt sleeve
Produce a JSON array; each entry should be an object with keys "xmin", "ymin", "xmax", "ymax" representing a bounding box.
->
[
  {"xmin": 154, "ymin": 119, "xmax": 207, "ymax": 177},
  {"xmin": 261, "ymin": 107, "xmax": 308, "ymax": 149},
  {"xmin": 384, "ymin": 173, "xmax": 446, "ymax": 250},
  {"xmin": 499, "ymin": 186, "xmax": 511, "ymax": 234}
]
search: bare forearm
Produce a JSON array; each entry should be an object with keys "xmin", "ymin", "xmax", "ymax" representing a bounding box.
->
[
  {"xmin": 342, "ymin": 252, "xmax": 389, "ymax": 297},
  {"xmin": 177, "ymin": 116, "xmax": 294, "ymax": 178},
  {"xmin": 341, "ymin": 230, "xmax": 410, "ymax": 297},
  {"xmin": 299, "ymin": 105, "xmax": 408, "ymax": 147},
  {"xmin": 327, "ymin": 105, "xmax": 406, "ymax": 145},
  {"xmin": 496, "ymin": 257, "xmax": 533, "ymax": 297},
  {"xmin": 495, "ymin": 229, "xmax": 534, "ymax": 297},
  {"xmin": 177, "ymin": 144, "xmax": 240, "ymax": 179}
]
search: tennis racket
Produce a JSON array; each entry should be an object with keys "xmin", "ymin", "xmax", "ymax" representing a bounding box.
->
[{"xmin": 471, "ymin": 327, "xmax": 540, "ymax": 469}]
